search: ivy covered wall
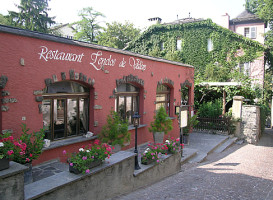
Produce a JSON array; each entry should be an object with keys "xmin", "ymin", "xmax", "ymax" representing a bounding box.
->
[{"xmin": 126, "ymin": 19, "xmax": 264, "ymax": 83}]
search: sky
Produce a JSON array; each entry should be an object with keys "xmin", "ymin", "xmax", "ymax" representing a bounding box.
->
[{"xmin": 0, "ymin": 0, "xmax": 246, "ymax": 29}]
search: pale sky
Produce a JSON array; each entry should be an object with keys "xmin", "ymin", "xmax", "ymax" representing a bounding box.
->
[{"xmin": 1, "ymin": 0, "xmax": 246, "ymax": 29}]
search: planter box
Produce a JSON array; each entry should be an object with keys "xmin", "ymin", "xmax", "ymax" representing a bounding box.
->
[
  {"xmin": 141, "ymin": 157, "xmax": 154, "ymax": 165},
  {"xmin": 69, "ymin": 160, "xmax": 102, "ymax": 174},
  {"xmin": 0, "ymin": 158, "xmax": 9, "ymax": 171}
]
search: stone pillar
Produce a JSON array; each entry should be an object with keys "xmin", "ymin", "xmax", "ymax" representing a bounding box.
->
[
  {"xmin": 0, "ymin": 162, "xmax": 28, "ymax": 200},
  {"xmin": 232, "ymin": 96, "xmax": 244, "ymax": 137},
  {"xmin": 241, "ymin": 105, "xmax": 261, "ymax": 144}
]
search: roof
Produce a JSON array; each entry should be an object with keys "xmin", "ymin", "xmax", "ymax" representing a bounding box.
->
[
  {"xmin": 230, "ymin": 10, "xmax": 263, "ymax": 24},
  {"xmin": 163, "ymin": 18, "xmax": 204, "ymax": 25},
  {"xmin": 200, "ymin": 82, "xmax": 241, "ymax": 87},
  {"xmin": 0, "ymin": 25, "xmax": 193, "ymax": 69}
]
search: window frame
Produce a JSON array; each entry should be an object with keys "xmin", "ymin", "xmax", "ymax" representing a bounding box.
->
[
  {"xmin": 156, "ymin": 84, "xmax": 171, "ymax": 116},
  {"xmin": 42, "ymin": 81, "xmax": 90, "ymax": 141},
  {"xmin": 115, "ymin": 83, "xmax": 140, "ymax": 125}
]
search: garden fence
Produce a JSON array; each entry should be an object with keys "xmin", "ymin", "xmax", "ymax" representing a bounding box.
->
[{"xmin": 194, "ymin": 117, "xmax": 232, "ymax": 134}]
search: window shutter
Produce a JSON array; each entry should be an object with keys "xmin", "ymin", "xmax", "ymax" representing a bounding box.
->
[{"xmin": 250, "ymin": 27, "xmax": 257, "ymax": 39}]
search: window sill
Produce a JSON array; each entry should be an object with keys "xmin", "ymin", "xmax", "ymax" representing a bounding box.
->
[
  {"xmin": 42, "ymin": 135, "xmax": 98, "ymax": 151},
  {"xmin": 169, "ymin": 117, "xmax": 177, "ymax": 120},
  {"xmin": 128, "ymin": 124, "xmax": 147, "ymax": 131}
]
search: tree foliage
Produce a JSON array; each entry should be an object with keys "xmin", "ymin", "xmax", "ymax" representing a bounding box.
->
[
  {"xmin": 7, "ymin": 0, "xmax": 55, "ymax": 33},
  {"xmin": 71, "ymin": 7, "xmax": 105, "ymax": 43},
  {"xmin": 97, "ymin": 21, "xmax": 140, "ymax": 49},
  {"xmin": 0, "ymin": 14, "xmax": 9, "ymax": 25}
]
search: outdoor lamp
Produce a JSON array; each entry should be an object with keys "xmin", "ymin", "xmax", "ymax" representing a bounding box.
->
[{"xmin": 132, "ymin": 112, "xmax": 141, "ymax": 170}]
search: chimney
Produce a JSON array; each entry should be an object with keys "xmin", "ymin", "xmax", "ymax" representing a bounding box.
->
[
  {"xmin": 221, "ymin": 13, "xmax": 230, "ymax": 29},
  {"xmin": 148, "ymin": 17, "xmax": 162, "ymax": 26}
]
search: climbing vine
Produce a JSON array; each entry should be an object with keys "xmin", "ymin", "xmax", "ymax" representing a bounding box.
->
[{"xmin": 126, "ymin": 19, "xmax": 264, "ymax": 83}]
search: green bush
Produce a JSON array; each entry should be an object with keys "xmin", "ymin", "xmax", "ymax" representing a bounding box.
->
[
  {"xmin": 198, "ymin": 99, "xmax": 222, "ymax": 118},
  {"xmin": 99, "ymin": 110, "xmax": 130, "ymax": 146},
  {"xmin": 257, "ymin": 103, "xmax": 270, "ymax": 134}
]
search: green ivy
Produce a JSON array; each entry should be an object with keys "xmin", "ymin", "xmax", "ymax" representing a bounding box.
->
[{"xmin": 126, "ymin": 19, "xmax": 264, "ymax": 82}]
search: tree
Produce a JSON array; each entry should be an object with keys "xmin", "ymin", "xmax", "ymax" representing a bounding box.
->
[
  {"xmin": 0, "ymin": 14, "xmax": 9, "ymax": 26},
  {"xmin": 246, "ymin": 0, "xmax": 273, "ymax": 23},
  {"xmin": 97, "ymin": 21, "xmax": 140, "ymax": 49},
  {"xmin": 72, "ymin": 7, "xmax": 105, "ymax": 43},
  {"xmin": 7, "ymin": 0, "xmax": 55, "ymax": 33}
]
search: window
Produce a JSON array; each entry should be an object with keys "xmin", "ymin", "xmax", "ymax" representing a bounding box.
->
[
  {"xmin": 244, "ymin": 28, "xmax": 250, "ymax": 38},
  {"xmin": 244, "ymin": 27, "xmax": 256, "ymax": 39},
  {"xmin": 42, "ymin": 81, "xmax": 89, "ymax": 140},
  {"xmin": 239, "ymin": 62, "xmax": 251, "ymax": 76},
  {"xmin": 156, "ymin": 84, "xmax": 170, "ymax": 115},
  {"xmin": 160, "ymin": 42, "xmax": 164, "ymax": 51},
  {"xmin": 177, "ymin": 38, "xmax": 182, "ymax": 51},
  {"xmin": 115, "ymin": 83, "xmax": 139, "ymax": 124},
  {"xmin": 181, "ymin": 86, "xmax": 189, "ymax": 105},
  {"xmin": 207, "ymin": 38, "xmax": 213, "ymax": 52}
]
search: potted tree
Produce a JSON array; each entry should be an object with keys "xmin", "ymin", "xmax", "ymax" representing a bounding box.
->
[
  {"xmin": 99, "ymin": 110, "xmax": 130, "ymax": 152},
  {"xmin": 149, "ymin": 106, "xmax": 173, "ymax": 144}
]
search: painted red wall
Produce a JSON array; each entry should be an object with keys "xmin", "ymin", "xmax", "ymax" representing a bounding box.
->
[{"xmin": 0, "ymin": 31, "xmax": 194, "ymax": 165}]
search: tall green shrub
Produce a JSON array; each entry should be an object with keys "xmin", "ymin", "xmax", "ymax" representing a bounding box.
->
[{"xmin": 198, "ymin": 99, "xmax": 222, "ymax": 118}]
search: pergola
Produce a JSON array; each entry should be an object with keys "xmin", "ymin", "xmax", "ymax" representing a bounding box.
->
[{"xmin": 199, "ymin": 82, "xmax": 242, "ymax": 115}]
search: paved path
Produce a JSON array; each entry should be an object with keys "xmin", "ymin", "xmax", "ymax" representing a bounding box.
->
[{"xmin": 112, "ymin": 131, "xmax": 273, "ymax": 200}]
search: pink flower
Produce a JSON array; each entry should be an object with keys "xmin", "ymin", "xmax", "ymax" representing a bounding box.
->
[
  {"xmin": 157, "ymin": 160, "xmax": 159, "ymax": 163},
  {"xmin": 152, "ymin": 156, "xmax": 155, "ymax": 160},
  {"xmin": 85, "ymin": 169, "xmax": 90, "ymax": 173},
  {"xmin": 176, "ymin": 138, "xmax": 180, "ymax": 142},
  {"xmin": 70, "ymin": 163, "xmax": 73, "ymax": 166},
  {"xmin": 94, "ymin": 139, "xmax": 100, "ymax": 145},
  {"xmin": 63, "ymin": 150, "xmax": 67, "ymax": 155},
  {"xmin": 7, "ymin": 150, "xmax": 14, "ymax": 155},
  {"xmin": 26, "ymin": 158, "xmax": 30, "ymax": 162},
  {"xmin": 20, "ymin": 151, "xmax": 24, "ymax": 155},
  {"xmin": 91, "ymin": 156, "xmax": 94, "ymax": 159},
  {"xmin": 82, "ymin": 156, "xmax": 87, "ymax": 160},
  {"xmin": 29, "ymin": 153, "xmax": 33, "ymax": 157}
]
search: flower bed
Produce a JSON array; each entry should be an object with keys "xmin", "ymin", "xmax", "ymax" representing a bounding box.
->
[
  {"xmin": 141, "ymin": 137, "xmax": 183, "ymax": 165},
  {"xmin": 64, "ymin": 139, "xmax": 112, "ymax": 174}
]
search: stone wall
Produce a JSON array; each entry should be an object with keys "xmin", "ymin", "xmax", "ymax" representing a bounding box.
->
[
  {"xmin": 0, "ymin": 162, "xmax": 28, "ymax": 200},
  {"xmin": 25, "ymin": 151, "xmax": 181, "ymax": 200},
  {"xmin": 241, "ymin": 105, "xmax": 261, "ymax": 144}
]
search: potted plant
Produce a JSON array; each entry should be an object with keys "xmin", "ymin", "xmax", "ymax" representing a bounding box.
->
[
  {"xmin": 99, "ymin": 110, "xmax": 130, "ymax": 152},
  {"xmin": 165, "ymin": 137, "xmax": 184, "ymax": 154},
  {"xmin": 0, "ymin": 133, "xmax": 20, "ymax": 171},
  {"xmin": 183, "ymin": 113, "xmax": 199, "ymax": 145},
  {"xmin": 12, "ymin": 124, "xmax": 45, "ymax": 184},
  {"xmin": 149, "ymin": 106, "xmax": 173, "ymax": 144},
  {"xmin": 64, "ymin": 139, "xmax": 112, "ymax": 174},
  {"xmin": 141, "ymin": 143, "xmax": 163, "ymax": 165}
]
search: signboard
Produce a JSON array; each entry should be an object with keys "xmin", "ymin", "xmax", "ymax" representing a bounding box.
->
[{"xmin": 180, "ymin": 110, "xmax": 188, "ymax": 128}]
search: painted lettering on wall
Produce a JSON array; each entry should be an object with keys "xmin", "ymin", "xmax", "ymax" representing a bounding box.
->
[
  {"xmin": 38, "ymin": 46, "xmax": 84, "ymax": 62},
  {"xmin": 129, "ymin": 57, "xmax": 146, "ymax": 71},
  {"xmin": 38, "ymin": 46, "xmax": 147, "ymax": 72},
  {"xmin": 89, "ymin": 51, "xmax": 116, "ymax": 71}
]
